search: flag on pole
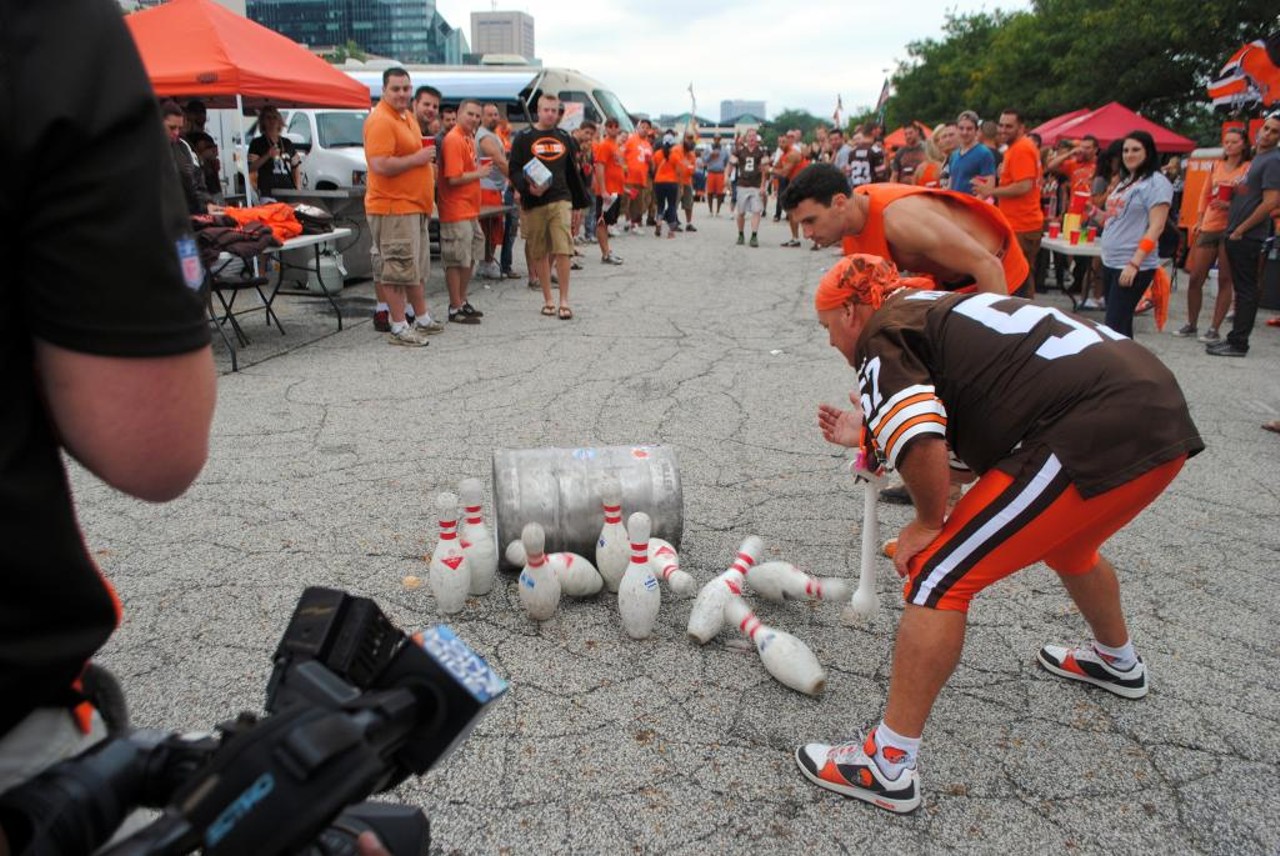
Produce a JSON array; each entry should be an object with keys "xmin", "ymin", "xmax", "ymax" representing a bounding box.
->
[
  {"xmin": 833, "ymin": 94, "xmax": 844, "ymax": 129},
  {"xmin": 874, "ymin": 79, "xmax": 892, "ymax": 125}
]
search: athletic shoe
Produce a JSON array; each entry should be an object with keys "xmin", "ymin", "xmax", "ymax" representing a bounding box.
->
[
  {"xmin": 477, "ymin": 260, "xmax": 502, "ymax": 280},
  {"xmin": 1197, "ymin": 328, "xmax": 1220, "ymax": 343},
  {"xmin": 781, "ymin": 239, "xmax": 802, "ymax": 247},
  {"xmin": 672, "ymin": 224, "xmax": 684, "ymax": 233},
  {"xmin": 795, "ymin": 732, "xmax": 921, "ymax": 814},
  {"xmin": 749, "ymin": 234, "xmax": 759, "ymax": 248},
  {"xmin": 460, "ymin": 302, "xmax": 484, "ymax": 318},
  {"xmin": 404, "ymin": 310, "xmax": 415, "ymax": 325},
  {"xmin": 1205, "ymin": 340, "xmax": 1247, "ymax": 357},
  {"xmin": 602, "ymin": 253, "xmax": 624, "ymax": 265},
  {"xmin": 1172, "ymin": 323, "xmax": 1197, "ymax": 337},
  {"xmin": 736, "ymin": 234, "xmax": 745, "ymax": 246},
  {"xmin": 685, "ymin": 224, "xmax": 697, "ymax": 232},
  {"xmin": 1036, "ymin": 643, "xmax": 1147, "ymax": 699},
  {"xmin": 449, "ymin": 309, "xmax": 481, "ymax": 325},
  {"xmin": 413, "ymin": 319, "xmax": 445, "ymax": 336},
  {"xmin": 387, "ymin": 326, "xmax": 428, "ymax": 347},
  {"xmin": 373, "ymin": 309, "xmax": 390, "ymax": 332},
  {"xmin": 1077, "ymin": 297, "xmax": 1105, "ymax": 311}
]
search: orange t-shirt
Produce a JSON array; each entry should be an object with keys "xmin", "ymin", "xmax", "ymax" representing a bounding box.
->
[
  {"xmin": 594, "ymin": 137, "xmax": 626, "ymax": 194},
  {"xmin": 680, "ymin": 145, "xmax": 695, "ymax": 186},
  {"xmin": 996, "ymin": 135, "xmax": 1044, "ymax": 232},
  {"xmin": 363, "ymin": 99, "xmax": 433, "ymax": 216},
  {"xmin": 623, "ymin": 135, "xmax": 652, "ymax": 186},
  {"xmin": 914, "ymin": 160, "xmax": 942, "ymax": 188},
  {"xmin": 437, "ymin": 125, "xmax": 481, "ymax": 223},
  {"xmin": 839, "ymin": 184, "xmax": 1026, "ymax": 294},
  {"xmin": 1198, "ymin": 159, "xmax": 1250, "ymax": 233},
  {"xmin": 653, "ymin": 148, "xmax": 680, "ymax": 183}
]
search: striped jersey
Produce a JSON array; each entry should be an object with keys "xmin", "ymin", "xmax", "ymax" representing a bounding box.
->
[{"xmin": 855, "ymin": 290, "xmax": 1203, "ymax": 497}]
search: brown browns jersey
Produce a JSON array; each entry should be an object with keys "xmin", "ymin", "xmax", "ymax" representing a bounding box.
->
[
  {"xmin": 734, "ymin": 143, "xmax": 768, "ymax": 189},
  {"xmin": 855, "ymin": 290, "xmax": 1203, "ymax": 497}
]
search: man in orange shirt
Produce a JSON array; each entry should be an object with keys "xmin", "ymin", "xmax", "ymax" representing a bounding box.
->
[
  {"xmin": 593, "ymin": 118, "xmax": 626, "ymax": 264},
  {"xmin": 363, "ymin": 67, "xmax": 443, "ymax": 346},
  {"xmin": 773, "ymin": 130, "xmax": 809, "ymax": 247},
  {"xmin": 678, "ymin": 132, "xmax": 699, "ymax": 232},
  {"xmin": 972, "ymin": 110, "xmax": 1044, "ymax": 297},
  {"xmin": 438, "ymin": 99, "xmax": 487, "ymax": 324},
  {"xmin": 623, "ymin": 118, "xmax": 653, "ymax": 232}
]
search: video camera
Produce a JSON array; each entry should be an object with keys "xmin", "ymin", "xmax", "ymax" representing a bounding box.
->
[{"xmin": 0, "ymin": 587, "xmax": 507, "ymax": 856}]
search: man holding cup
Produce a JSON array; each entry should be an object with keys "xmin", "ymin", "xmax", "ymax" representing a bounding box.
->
[{"xmin": 438, "ymin": 99, "xmax": 488, "ymax": 324}]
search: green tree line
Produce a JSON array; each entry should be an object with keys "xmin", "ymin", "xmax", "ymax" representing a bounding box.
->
[{"xmin": 886, "ymin": 0, "xmax": 1279, "ymax": 145}]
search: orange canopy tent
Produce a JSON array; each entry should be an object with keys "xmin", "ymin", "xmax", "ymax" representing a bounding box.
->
[
  {"xmin": 883, "ymin": 120, "xmax": 932, "ymax": 150},
  {"xmin": 124, "ymin": 0, "xmax": 369, "ymax": 109}
]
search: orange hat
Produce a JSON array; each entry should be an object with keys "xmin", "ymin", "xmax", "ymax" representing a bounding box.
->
[{"xmin": 814, "ymin": 254, "xmax": 902, "ymax": 312}]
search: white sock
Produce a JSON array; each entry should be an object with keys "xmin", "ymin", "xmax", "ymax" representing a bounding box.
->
[
  {"xmin": 414, "ymin": 313, "xmax": 432, "ymax": 325},
  {"xmin": 871, "ymin": 720, "xmax": 920, "ymax": 778},
  {"xmin": 376, "ymin": 302, "xmax": 388, "ymax": 312},
  {"xmin": 1093, "ymin": 639, "xmax": 1138, "ymax": 671},
  {"xmin": 389, "ymin": 320, "xmax": 408, "ymax": 334}
]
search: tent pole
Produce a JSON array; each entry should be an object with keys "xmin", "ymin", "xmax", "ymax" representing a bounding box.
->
[{"xmin": 237, "ymin": 94, "xmax": 255, "ymax": 207}]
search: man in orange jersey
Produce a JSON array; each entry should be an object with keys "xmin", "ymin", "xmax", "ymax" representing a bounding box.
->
[
  {"xmin": 622, "ymin": 118, "xmax": 654, "ymax": 232},
  {"xmin": 972, "ymin": 109, "xmax": 1044, "ymax": 297},
  {"xmin": 795, "ymin": 254, "xmax": 1202, "ymax": 814},
  {"xmin": 782, "ymin": 163, "xmax": 1025, "ymax": 296},
  {"xmin": 437, "ymin": 99, "xmax": 487, "ymax": 325},
  {"xmin": 593, "ymin": 118, "xmax": 626, "ymax": 264},
  {"xmin": 678, "ymin": 132, "xmax": 699, "ymax": 232}
]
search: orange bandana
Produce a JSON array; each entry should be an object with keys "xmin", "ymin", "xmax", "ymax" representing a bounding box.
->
[{"xmin": 814, "ymin": 254, "xmax": 901, "ymax": 311}]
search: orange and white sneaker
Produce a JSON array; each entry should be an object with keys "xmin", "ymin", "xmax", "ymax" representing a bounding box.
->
[
  {"xmin": 1037, "ymin": 643, "xmax": 1148, "ymax": 699},
  {"xmin": 795, "ymin": 731, "xmax": 921, "ymax": 813}
]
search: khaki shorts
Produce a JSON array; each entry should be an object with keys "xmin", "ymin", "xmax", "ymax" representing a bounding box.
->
[
  {"xmin": 1195, "ymin": 229, "xmax": 1226, "ymax": 248},
  {"xmin": 680, "ymin": 184, "xmax": 694, "ymax": 211},
  {"xmin": 440, "ymin": 218, "xmax": 484, "ymax": 268},
  {"xmin": 369, "ymin": 213, "xmax": 430, "ymax": 287},
  {"xmin": 737, "ymin": 187, "xmax": 763, "ymax": 215},
  {"xmin": 524, "ymin": 200, "xmax": 573, "ymax": 260}
]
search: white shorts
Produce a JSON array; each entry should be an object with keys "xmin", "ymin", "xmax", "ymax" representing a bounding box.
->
[{"xmin": 737, "ymin": 187, "xmax": 763, "ymax": 215}]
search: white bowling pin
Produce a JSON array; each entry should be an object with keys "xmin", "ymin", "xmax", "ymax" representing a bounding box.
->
[
  {"xmin": 618, "ymin": 512, "xmax": 661, "ymax": 639},
  {"xmin": 687, "ymin": 535, "xmax": 763, "ymax": 644},
  {"xmin": 723, "ymin": 596, "xmax": 827, "ymax": 697},
  {"xmin": 747, "ymin": 561, "xmax": 850, "ymax": 604},
  {"xmin": 504, "ymin": 540, "xmax": 603, "ymax": 597},
  {"xmin": 458, "ymin": 478, "xmax": 497, "ymax": 596},
  {"xmin": 429, "ymin": 492, "xmax": 470, "ymax": 615},
  {"xmin": 518, "ymin": 523, "xmax": 561, "ymax": 622},
  {"xmin": 595, "ymin": 476, "xmax": 629, "ymax": 592},
  {"xmin": 649, "ymin": 537, "xmax": 695, "ymax": 597},
  {"xmin": 845, "ymin": 477, "xmax": 881, "ymax": 621}
]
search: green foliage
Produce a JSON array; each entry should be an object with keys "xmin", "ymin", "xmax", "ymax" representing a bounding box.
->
[
  {"xmin": 759, "ymin": 108, "xmax": 832, "ymax": 144},
  {"xmin": 887, "ymin": 0, "xmax": 1280, "ymax": 145},
  {"xmin": 324, "ymin": 39, "xmax": 366, "ymax": 64}
]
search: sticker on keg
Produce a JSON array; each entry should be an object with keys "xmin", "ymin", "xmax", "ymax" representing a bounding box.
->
[{"xmin": 572, "ymin": 448, "xmax": 597, "ymax": 461}]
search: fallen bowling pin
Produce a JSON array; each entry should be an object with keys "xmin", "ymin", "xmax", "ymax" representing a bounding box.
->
[
  {"xmin": 429, "ymin": 492, "xmax": 470, "ymax": 615},
  {"xmin": 845, "ymin": 471, "xmax": 882, "ymax": 622},
  {"xmin": 518, "ymin": 522, "xmax": 561, "ymax": 622},
  {"xmin": 687, "ymin": 535, "xmax": 763, "ymax": 644},
  {"xmin": 723, "ymin": 596, "xmax": 827, "ymax": 697},
  {"xmin": 503, "ymin": 541, "xmax": 603, "ymax": 598},
  {"xmin": 458, "ymin": 477, "xmax": 497, "ymax": 596},
  {"xmin": 747, "ymin": 561, "xmax": 850, "ymax": 603},
  {"xmin": 595, "ymin": 475, "xmax": 629, "ymax": 593},
  {"xmin": 649, "ymin": 537, "xmax": 695, "ymax": 597},
  {"xmin": 618, "ymin": 512, "xmax": 661, "ymax": 639}
]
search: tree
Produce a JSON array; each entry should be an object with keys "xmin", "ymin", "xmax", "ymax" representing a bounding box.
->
[
  {"xmin": 324, "ymin": 39, "xmax": 366, "ymax": 65},
  {"xmin": 759, "ymin": 109, "xmax": 828, "ymax": 144}
]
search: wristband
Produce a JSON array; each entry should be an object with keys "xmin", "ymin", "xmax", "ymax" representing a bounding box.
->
[{"xmin": 1138, "ymin": 237, "xmax": 1156, "ymax": 254}]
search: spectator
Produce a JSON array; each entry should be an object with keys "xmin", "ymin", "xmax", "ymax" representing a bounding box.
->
[
  {"xmin": 508, "ymin": 92, "xmax": 590, "ymax": 320},
  {"xmin": 847, "ymin": 124, "xmax": 885, "ymax": 190},
  {"xmin": 363, "ymin": 67, "xmax": 443, "ymax": 345},
  {"xmin": 913, "ymin": 126, "xmax": 947, "ymax": 188},
  {"xmin": 935, "ymin": 122, "xmax": 958, "ymax": 188},
  {"xmin": 246, "ymin": 106, "xmax": 299, "ymax": 199},
  {"xmin": 829, "ymin": 127, "xmax": 852, "ymax": 187},
  {"xmin": 475, "ymin": 102, "xmax": 510, "ymax": 280},
  {"xmin": 680, "ymin": 132, "xmax": 699, "ymax": 232},
  {"xmin": 623, "ymin": 118, "xmax": 654, "ymax": 231},
  {"xmin": 773, "ymin": 131, "xmax": 807, "ymax": 246},
  {"xmin": 651, "ymin": 133, "xmax": 684, "ymax": 237},
  {"xmin": 412, "ymin": 85, "xmax": 441, "ymax": 136},
  {"xmin": 948, "ymin": 110, "xmax": 995, "ymax": 195},
  {"xmin": 979, "ymin": 118, "xmax": 1004, "ymax": 170},
  {"xmin": 1176, "ymin": 128, "xmax": 1250, "ymax": 341},
  {"xmin": 182, "ymin": 99, "xmax": 222, "ymax": 200},
  {"xmin": 1098, "ymin": 130, "xmax": 1173, "ymax": 338},
  {"xmin": 438, "ymin": 99, "xmax": 487, "ymax": 325},
  {"xmin": 1046, "ymin": 135, "xmax": 1101, "ymax": 297},
  {"xmin": 705, "ymin": 134, "xmax": 730, "ymax": 216},
  {"xmin": 890, "ymin": 123, "xmax": 925, "ymax": 183},
  {"xmin": 1075, "ymin": 140, "xmax": 1126, "ymax": 311},
  {"xmin": 441, "ymin": 105, "xmax": 457, "ymax": 134},
  {"xmin": 161, "ymin": 99, "xmax": 218, "ymax": 215},
  {"xmin": 972, "ymin": 109, "xmax": 1043, "ymax": 297},
  {"xmin": 1206, "ymin": 112, "xmax": 1280, "ymax": 358},
  {"xmin": 593, "ymin": 117, "xmax": 626, "ymax": 264},
  {"xmin": 732, "ymin": 126, "xmax": 769, "ymax": 247}
]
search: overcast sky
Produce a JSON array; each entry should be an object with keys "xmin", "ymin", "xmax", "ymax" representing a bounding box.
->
[{"xmin": 435, "ymin": 0, "xmax": 1027, "ymax": 122}]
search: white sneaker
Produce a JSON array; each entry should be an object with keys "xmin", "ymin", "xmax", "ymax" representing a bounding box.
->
[
  {"xmin": 1037, "ymin": 643, "xmax": 1147, "ymax": 699},
  {"xmin": 795, "ymin": 732, "xmax": 921, "ymax": 814},
  {"xmin": 387, "ymin": 326, "xmax": 428, "ymax": 347}
]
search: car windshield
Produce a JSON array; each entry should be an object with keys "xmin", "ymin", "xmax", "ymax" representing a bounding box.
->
[
  {"xmin": 318, "ymin": 111, "xmax": 368, "ymax": 148},
  {"xmin": 593, "ymin": 90, "xmax": 633, "ymax": 133}
]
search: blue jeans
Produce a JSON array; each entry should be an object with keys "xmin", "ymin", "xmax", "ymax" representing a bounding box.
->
[{"xmin": 1102, "ymin": 264, "xmax": 1154, "ymax": 338}]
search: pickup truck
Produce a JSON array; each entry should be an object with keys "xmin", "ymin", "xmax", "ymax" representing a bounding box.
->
[{"xmin": 281, "ymin": 109, "xmax": 369, "ymax": 190}]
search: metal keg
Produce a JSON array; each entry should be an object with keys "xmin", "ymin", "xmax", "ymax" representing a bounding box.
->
[{"xmin": 492, "ymin": 445, "xmax": 683, "ymax": 568}]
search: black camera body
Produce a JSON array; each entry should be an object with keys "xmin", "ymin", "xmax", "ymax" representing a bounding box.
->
[{"xmin": 0, "ymin": 588, "xmax": 507, "ymax": 856}]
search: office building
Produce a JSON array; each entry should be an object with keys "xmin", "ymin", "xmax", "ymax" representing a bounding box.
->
[
  {"xmin": 470, "ymin": 10, "xmax": 535, "ymax": 61},
  {"xmin": 246, "ymin": 0, "xmax": 467, "ymax": 65},
  {"xmin": 720, "ymin": 99, "xmax": 766, "ymax": 123}
]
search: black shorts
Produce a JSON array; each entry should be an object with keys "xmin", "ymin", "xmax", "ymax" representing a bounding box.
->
[{"xmin": 595, "ymin": 195, "xmax": 621, "ymax": 227}]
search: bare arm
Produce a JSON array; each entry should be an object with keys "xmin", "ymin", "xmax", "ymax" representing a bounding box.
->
[
  {"xmin": 892, "ymin": 436, "xmax": 951, "ymax": 576},
  {"xmin": 367, "ymin": 146, "xmax": 432, "ymax": 178},
  {"xmin": 1229, "ymin": 188, "xmax": 1280, "ymax": 239},
  {"xmin": 1119, "ymin": 202, "xmax": 1170, "ymax": 287},
  {"xmin": 35, "ymin": 341, "xmax": 217, "ymax": 502},
  {"xmin": 479, "ymin": 135, "xmax": 509, "ymax": 178},
  {"xmin": 885, "ymin": 204, "xmax": 1009, "ymax": 294}
]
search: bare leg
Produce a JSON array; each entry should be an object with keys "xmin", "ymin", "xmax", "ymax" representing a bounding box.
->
[
  {"xmin": 1183, "ymin": 243, "xmax": 1215, "ymax": 327},
  {"xmin": 385, "ymin": 284, "xmax": 408, "ymax": 323},
  {"xmin": 405, "ymin": 283, "xmax": 427, "ymax": 319},
  {"xmin": 596, "ymin": 216, "xmax": 611, "ymax": 258},
  {"xmin": 555, "ymin": 253, "xmax": 571, "ymax": 308},
  {"xmin": 1208, "ymin": 242, "xmax": 1234, "ymax": 332},
  {"xmin": 1054, "ymin": 556, "xmax": 1129, "ymax": 647},
  {"xmin": 881, "ymin": 605, "xmax": 967, "ymax": 738},
  {"xmin": 537, "ymin": 257, "xmax": 552, "ymax": 306},
  {"xmin": 445, "ymin": 266, "xmax": 464, "ymax": 311}
]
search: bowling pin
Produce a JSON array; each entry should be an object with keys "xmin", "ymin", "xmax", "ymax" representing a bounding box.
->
[
  {"xmin": 747, "ymin": 561, "xmax": 850, "ymax": 603},
  {"xmin": 649, "ymin": 537, "xmax": 695, "ymax": 597},
  {"xmin": 458, "ymin": 477, "xmax": 497, "ymax": 596},
  {"xmin": 503, "ymin": 541, "xmax": 604, "ymax": 598},
  {"xmin": 845, "ymin": 474, "xmax": 881, "ymax": 621},
  {"xmin": 618, "ymin": 512, "xmax": 661, "ymax": 639},
  {"xmin": 595, "ymin": 476, "xmax": 629, "ymax": 592},
  {"xmin": 687, "ymin": 535, "xmax": 763, "ymax": 644},
  {"xmin": 723, "ymin": 596, "xmax": 827, "ymax": 696},
  {"xmin": 518, "ymin": 522, "xmax": 561, "ymax": 622},
  {"xmin": 429, "ymin": 492, "xmax": 470, "ymax": 615}
]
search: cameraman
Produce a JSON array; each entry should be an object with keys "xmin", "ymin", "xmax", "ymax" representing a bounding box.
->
[{"xmin": 0, "ymin": 0, "xmax": 218, "ymax": 851}]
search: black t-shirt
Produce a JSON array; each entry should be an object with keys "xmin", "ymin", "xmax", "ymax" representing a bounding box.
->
[
  {"xmin": 248, "ymin": 134, "xmax": 298, "ymax": 197},
  {"xmin": 0, "ymin": 0, "xmax": 210, "ymax": 736},
  {"xmin": 848, "ymin": 144, "xmax": 884, "ymax": 188},
  {"xmin": 508, "ymin": 126, "xmax": 588, "ymax": 210},
  {"xmin": 855, "ymin": 290, "xmax": 1203, "ymax": 497}
]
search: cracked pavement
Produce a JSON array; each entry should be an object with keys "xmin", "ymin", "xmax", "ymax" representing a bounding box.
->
[{"xmin": 77, "ymin": 213, "xmax": 1279, "ymax": 854}]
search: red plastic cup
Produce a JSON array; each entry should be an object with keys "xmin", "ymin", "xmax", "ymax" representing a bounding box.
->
[
  {"xmin": 1087, "ymin": 226, "xmax": 1098, "ymax": 242},
  {"xmin": 1069, "ymin": 231, "xmax": 1081, "ymax": 246},
  {"xmin": 421, "ymin": 137, "xmax": 435, "ymax": 149},
  {"xmin": 1048, "ymin": 223, "xmax": 1061, "ymax": 239},
  {"xmin": 1216, "ymin": 184, "xmax": 1232, "ymax": 203},
  {"xmin": 479, "ymin": 156, "xmax": 493, "ymax": 169}
]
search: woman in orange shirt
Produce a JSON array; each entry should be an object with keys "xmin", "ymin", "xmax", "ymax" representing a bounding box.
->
[
  {"xmin": 651, "ymin": 136, "xmax": 683, "ymax": 237},
  {"xmin": 1175, "ymin": 129, "xmax": 1251, "ymax": 342}
]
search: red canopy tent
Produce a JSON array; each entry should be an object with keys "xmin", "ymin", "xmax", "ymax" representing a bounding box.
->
[
  {"xmin": 1036, "ymin": 102, "xmax": 1196, "ymax": 154},
  {"xmin": 124, "ymin": 0, "xmax": 369, "ymax": 109},
  {"xmin": 1030, "ymin": 108, "xmax": 1091, "ymax": 140}
]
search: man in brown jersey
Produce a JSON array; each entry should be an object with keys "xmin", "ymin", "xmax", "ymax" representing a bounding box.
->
[{"xmin": 795, "ymin": 254, "xmax": 1203, "ymax": 815}]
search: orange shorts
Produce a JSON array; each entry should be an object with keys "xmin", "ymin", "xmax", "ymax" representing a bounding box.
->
[
  {"xmin": 706, "ymin": 172, "xmax": 726, "ymax": 196},
  {"xmin": 904, "ymin": 450, "xmax": 1186, "ymax": 612}
]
